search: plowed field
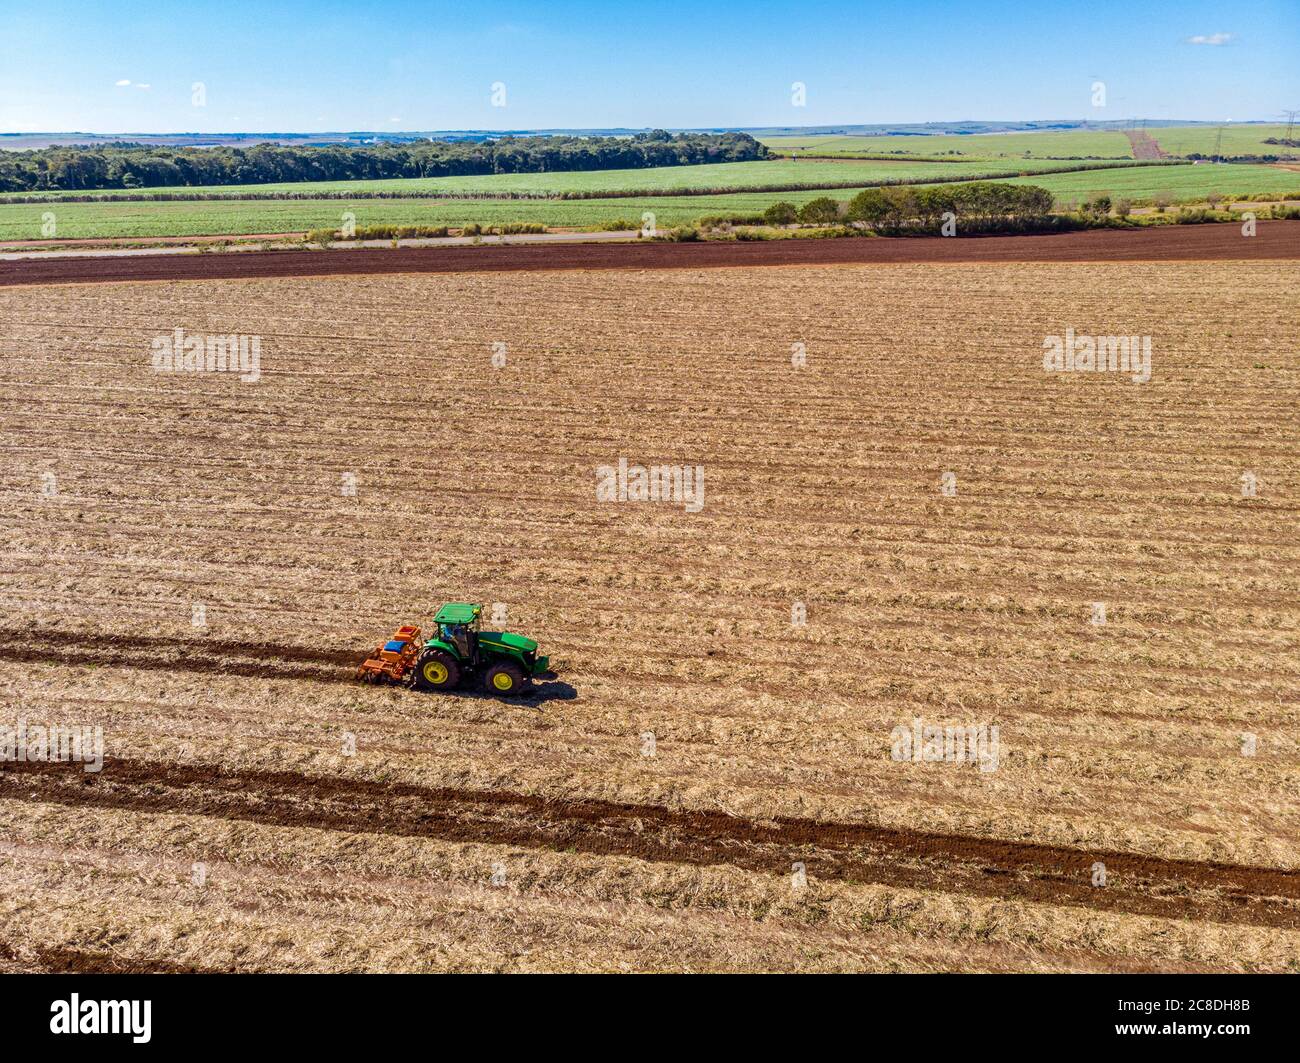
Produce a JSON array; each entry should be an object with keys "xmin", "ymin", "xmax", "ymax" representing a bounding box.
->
[
  {"xmin": 1, "ymin": 259, "xmax": 1297, "ymax": 972},
  {"xmin": 3, "ymin": 221, "xmax": 1299, "ymax": 287}
]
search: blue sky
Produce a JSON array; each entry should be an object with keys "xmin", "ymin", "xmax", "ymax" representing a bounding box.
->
[{"xmin": 1, "ymin": 0, "xmax": 1296, "ymax": 133}]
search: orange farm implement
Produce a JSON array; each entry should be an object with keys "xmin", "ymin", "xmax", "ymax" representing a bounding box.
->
[{"xmin": 356, "ymin": 625, "xmax": 424, "ymax": 683}]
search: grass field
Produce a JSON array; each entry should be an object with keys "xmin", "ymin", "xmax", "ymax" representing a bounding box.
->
[
  {"xmin": 1146, "ymin": 124, "xmax": 1295, "ymax": 157},
  {"xmin": 5, "ymin": 164, "xmax": 1299, "ymax": 240},
  {"xmin": 1004, "ymin": 163, "xmax": 1300, "ymax": 205},
  {"xmin": 1, "ymin": 261, "xmax": 1297, "ymax": 972},
  {"xmin": 762, "ymin": 125, "xmax": 1297, "ymax": 160},
  {"xmin": 1, "ymin": 158, "xmax": 1127, "ymax": 202},
  {"xmin": 762, "ymin": 130, "xmax": 1137, "ymax": 158},
  {"xmin": 0, "ymin": 192, "xmax": 830, "ymax": 239}
]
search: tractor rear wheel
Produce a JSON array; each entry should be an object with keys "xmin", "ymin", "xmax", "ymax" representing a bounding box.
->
[
  {"xmin": 485, "ymin": 661, "xmax": 526, "ymax": 696},
  {"xmin": 413, "ymin": 650, "xmax": 460, "ymax": 692}
]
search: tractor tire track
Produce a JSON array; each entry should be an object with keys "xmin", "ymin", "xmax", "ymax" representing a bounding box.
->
[
  {"xmin": 3, "ymin": 758, "xmax": 1297, "ymax": 931},
  {"xmin": 0, "ymin": 628, "xmax": 356, "ymax": 683}
]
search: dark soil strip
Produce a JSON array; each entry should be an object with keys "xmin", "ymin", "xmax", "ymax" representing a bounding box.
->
[
  {"xmin": 0, "ymin": 628, "xmax": 356, "ymax": 683},
  {"xmin": 2, "ymin": 221, "xmax": 1297, "ymax": 288},
  {"xmin": 0, "ymin": 629, "xmax": 355, "ymax": 666},
  {"xmin": 3, "ymin": 758, "xmax": 1297, "ymax": 931},
  {"xmin": 0, "ymin": 941, "xmax": 212, "ymax": 974}
]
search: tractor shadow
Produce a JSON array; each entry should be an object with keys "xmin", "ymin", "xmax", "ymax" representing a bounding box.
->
[
  {"xmin": 519, "ymin": 678, "xmax": 578, "ymax": 705},
  {"xmin": 434, "ymin": 675, "xmax": 577, "ymax": 708}
]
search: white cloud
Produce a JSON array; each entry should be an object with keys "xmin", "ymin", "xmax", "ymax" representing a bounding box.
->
[
  {"xmin": 389, "ymin": 116, "xmax": 401, "ymax": 123},
  {"xmin": 1186, "ymin": 32, "xmax": 1234, "ymax": 45},
  {"xmin": 136, "ymin": 83, "xmax": 151, "ymax": 90},
  {"xmin": 114, "ymin": 79, "xmax": 131, "ymax": 87}
]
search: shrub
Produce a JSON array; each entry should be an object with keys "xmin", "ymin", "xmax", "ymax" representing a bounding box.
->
[
  {"xmin": 1114, "ymin": 199, "xmax": 1132, "ymax": 218},
  {"xmin": 695, "ymin": 213, "xmax": 765, "ymax": 230},
  {"xmin": 763, "ymin": 201, "xmax": 799, "ymax": 226},
  {"xmin": 846, "ymin": 188, "xmax": 892, "ymax": 226},
  {"xmin": 798, "ymin": 197, "xmax": 842, "ymax": 225},
  {"xmin": 656, "ymin": 226, "xmax": 700, "ymax": 242},
  {"xmin": 1081, "ymin": 194, "xmax": 1112, "ymax": 217},
  {"xmin": 790, "ymin": 225, "xmax": 861, "ymax": 239},
  {"xmin": 598, "ymin": 219, "xmax": 639, "ymax": 231},
  {"xmin": 347, "ymin": 224, "xmax": 450, "ymax": 239},
  {"xmin": 461, "ymin": 223, "xmax": 482, "ymax": 236},
  {"xmin": 693, "ymin": 215, "xmax": 731, "ymax": 232}
]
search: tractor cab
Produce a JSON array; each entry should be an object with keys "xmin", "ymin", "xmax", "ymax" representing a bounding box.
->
[{"xmin": 431, "ymin": 602, "xmax": 482, "ymax": 661}]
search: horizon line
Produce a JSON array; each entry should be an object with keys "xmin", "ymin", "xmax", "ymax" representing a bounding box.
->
[{"xmin": 0, "ymin": 118, "xmax": 1283, "ymax": 140}]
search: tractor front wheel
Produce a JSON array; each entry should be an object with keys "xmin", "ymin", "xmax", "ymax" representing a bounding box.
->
[
  {"xmin": 485, "ymin": 661, "xmax": 526, "ymax": 696},
  {"xmin": 414, "ymin": 650, "xmax": 461, "ymax": 692}
]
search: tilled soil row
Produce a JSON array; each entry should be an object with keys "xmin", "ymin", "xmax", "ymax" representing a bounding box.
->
[
  {"xmin": 3, "ymin": 758, "xmax": 1297, "ymax": 930},
  {"xmin": 0, "ymin": 628, "xmax": 353, "ymax": 683},
  {"xmin": 2, "ymin": 221, "xmax": 1297, "ymax": 287}
]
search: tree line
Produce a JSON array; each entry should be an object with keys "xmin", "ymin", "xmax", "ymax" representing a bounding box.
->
[{"xmin": 0, "ymin": 131, "xmax": 770, "ymax": 192}]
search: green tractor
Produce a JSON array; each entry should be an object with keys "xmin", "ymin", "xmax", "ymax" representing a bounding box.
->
[{"xmin": 413, "ymin": 603, "xmax": 551, "ymax": 696}]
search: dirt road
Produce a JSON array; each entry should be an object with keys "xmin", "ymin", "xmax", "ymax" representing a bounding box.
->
[{"xmin": 1125, "ymin": 130, "xmax": 1167, "ymax": 160}]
